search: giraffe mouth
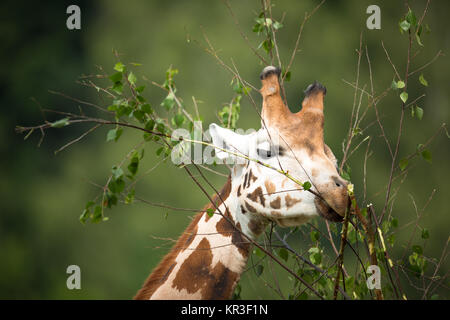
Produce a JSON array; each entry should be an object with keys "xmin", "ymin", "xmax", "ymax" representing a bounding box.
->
[{"xmin": 314, "ymin": 197, "xmax": 344, "ymax": 223}]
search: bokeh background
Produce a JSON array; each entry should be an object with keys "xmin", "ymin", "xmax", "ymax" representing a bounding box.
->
[{"xmin": 0, "ymin": 0, "xmax": 448, "ymax": 299}]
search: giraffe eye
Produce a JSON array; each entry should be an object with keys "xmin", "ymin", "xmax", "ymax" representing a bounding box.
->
[{"xmin": 257, "ymin": 148, "xmax": 273, "ymax": 159}]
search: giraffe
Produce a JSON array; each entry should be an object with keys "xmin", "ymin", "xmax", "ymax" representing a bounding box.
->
[{"xmin": 134, "ymin": 66, "xmax": 349, "ymax": 300}]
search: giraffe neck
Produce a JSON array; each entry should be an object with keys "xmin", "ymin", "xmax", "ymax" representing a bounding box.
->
[{"xmin": 135, "ymin": 175, "xmax": 259, "ymax": 300}]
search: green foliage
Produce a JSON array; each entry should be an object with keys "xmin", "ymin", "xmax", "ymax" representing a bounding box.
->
[
  {"xmin": 218, "ymin": 78, "xmax": 245, "ymax": 129},
  {"xmin": 399, "ymin": 158, "xmax": 408, "ymax": 171},
  {"xmin": 278, "ymin": 248, "xmax": 289, "ymax": 262},
  {"xmin": 302, "ymin": 181, "xmax": 311, "ymax": 191},
  {"xmin": 106, "ymin": 127, "xmax": 123, "ymax": 142},
  {"xmin": 308, "ymin": 247, "xmax": 322, "ymax": 265},
  {"xmin": 411, "ymin": 105, "xmax": 424, "ymax": 120},
  {"xmin": 255, "ymin": 264, "xmax": 264, "ymax": 277},
  {"xmin": 50, "ymin": 118, "xmax": 70, "ymax": 128},
  {"xmin": 206, "ymin": 208, "xmax": 215, "ymax": 218},
  {"xmin": 400, "ymin": 91, "xmax": 408, "ymax": 103},
  {"xmin": 253, "ymin": 11, "xmax": 283, "ymax": 56},
  {"xmin": 419, "ymin": 74, "xmax": 428, "ymax": 87},
  {"xmin": 421, "ymin": 149, "xmax": 432, "ymax": 163}
]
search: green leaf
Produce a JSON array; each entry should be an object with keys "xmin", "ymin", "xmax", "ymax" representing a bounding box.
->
[
  {"xmin": 399, "ymin": 20, "xmax": 411, "ymax": 32},
  {"xmin": 253, "ymin": 247, "xmax": 264, "ymax": 258},
  {"xmin": 412, "ymin": 245, "xmax": 423, "ymax": 255},
  {"xmin": 387, "ymin": 234, "xmax": 395, "ymax": 246},
  {"xmin": 309, "ymin": 247, "xmax": 322, "ymax": 265},
  {"xmin": 341, "ymin": 170, "xmax": 351, "ymax": 181},
  {"xmin": 85, "ymin": 201, "xmax": 95, "ymax": 210},
  {"xmin": 279, "ymin": 248, "xmax": 289, "ymax": 262},
  {"xmin": 206, "ymin": 208, "xmax": 215, "ymax": 218},
  {"xmin": 50, "ymin": 118, "xmax": 70, "ymax": 128},
  {"xmin": 242, "ymin": 86, "xmax": 251, "ymax": 95},
  {"xmin": 104, "ymin": 192, "xmax": 118, "ymax": 208},
  {"xmin": 144, "ymin": 119, "xmax": 155, "ymax": 132},
  {"xmin": 112, "ymin": 81, "xmax": 123, "ymax": 94},
  {"xmin": 421, "ymin": 228, "xmax": 429, "ymax": 239},
  {"xmin": 399, "ymin": 158, "xmax": 408, "ymax": 171},
  {"xmin": 140, "ymin": 103, "xmax": 152, "ymax": 115},
  {"xmin": 390, "ymin": 217, "xmax": 399, "ymax": 228},
  {"xmin": 125, "ymin": 188, "xmax": 135, "ymax": 204},
  {"xmin": 79, "ymin": 209, "xmax": 90, "ymax": 224},
  {"xmin": 415, "ymin": 33, "xmax": 423, "ymax": 47},
  {"xmin": 273, "ymin": 21, "xmax": 283, "ymax": 30},
  {"xmin": 127, "ymin": 153, "xmax": 139, "ymax": 176},
  {"xmin": 400, "ymin": 92, "xmax": 408, "ymax": 103},
  {"xmin": 419, "ymin": 74, "xmax": 428, "ymax": 87},
  {"xmin": 136, "ymin": 85, "xmax": 145, "ymax": 93},
  {"xmin": 414, "ymin": 106, "xmax": 424, "ymax": 120},
  {"xmin": 108, "ymin": 178, "xmax": 125, "ymax": 194},
  {"xmin": 302, "ymin": 181, "xmax": 311, "ymax": 191},
  {"xmin": 255, "ymin": 265, "xmax": 264, "ymax": 277},
  {"xmin": 128, "ymin": 71, "xmax": 137, "ymax": 85},
  {"xmin": 109, "ymin": 72, "xmax": 122, "ymax": 83},
  {"xmin": 310, "ymin": 230, "xmax": 320, "ymax": 242},
  {"xmin": 136, "ymin": 95, "xmax": 146, "ymax": 103},
  {"xmin": 161, "ymin": 92, "xmax": 176, "ymax": 111},
  {"xmin": 173, "ymin": 113, "xmax": 185, "ymax": 127},
  {"xmin": 106, "ymin": 128, "xmax": 123, "ymax": 142},
  {"xmin": 396, "ymin": 80, "xmax": 405, "ymax": 89},
  {"xmin": 111, "ymin": 166, "xmax": 124, "ymax": 179},
  {"xmin": 406, "ymin": 8, "xmax": 417, "ymax": 27},
  {"xmin": 91, "ymin": 206, "xmax": 103, "ymax": 223},
  {"xmin": 114, "ymin": 62, "xmax": 125, "ymax": 72},
  {"xmin": 421, "ymin": 149, "xmax": 432, "ymax": 164},
  {"xmin": 284, "ymin": 71, "xmax": 291, "ymax": 82},
  {"xmin": 156, "ymin": 147, "xmax": 164, "ymax": 156},
  {"xmin": 391, "ymin": 80, "xmax": 399, "ymax": 90},
  {"xmin": 259, "ymin": 38, "xmax": 273, "ymax": 53}
]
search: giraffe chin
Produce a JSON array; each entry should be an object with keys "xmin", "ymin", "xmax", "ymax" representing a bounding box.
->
[{"xmin": 314, "ymin": 198, "xmax": 344, "ymax": 223}]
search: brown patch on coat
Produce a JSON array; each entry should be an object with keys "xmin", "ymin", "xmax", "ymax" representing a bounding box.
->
[
  {"xmin": 134, "ymin": 175, "xmax": 232, "ymax": 300},
  {"xmin": 245, "ymin": 201, "xmax": 257, "ymax": 213},
  {"xmin": 201, "ymin": 261, "xmax": 240, "ymax": 299},
  {"xmin": 240, "ymin": 205, "xmax": 246, "ymax": 214},
  {"xmin": 264, "ymin": 180, "xmax": 276, "ymax": 195},
  {"xmin": 248, "ymin": 219, "xmax": 265, "ymax": 236},
  {"xmin": 243, "ymin": 172, "xmax": 249, "ymax": 189},
  {"xmin": 216, "ymin": 212, "xmax": 250, "ymax": 258},
  {"xmin": 246, "ymin": 187, "xmax": 265, "ymax": 206},
  {"xmin": 285, "ymin": 194, "xmax": 301, "ymax": 208},
  {"xmin": 271, "ymin": 211, "xmax": 282, "ymax": 217},
  {"xmin": 237, "ymin": 185, "xmax": 241, "ymax": 197},
  {"xmin": 134, "ymin": 212, "xmax": 202, "ymax": 299},
  {"xmin": 164, "ymin": 236, "xmax": 242, "ymax": 300},
  {"xmin": 249, "ymin": 169, "xmax": 257, "ymax": 183},
  {"xmin": 270, "ymin": 197, "xmax": 281, "ymax": 209},
  {"xmin": 171, "ymin": 238, "xmax": 212, "ymax": 294}
]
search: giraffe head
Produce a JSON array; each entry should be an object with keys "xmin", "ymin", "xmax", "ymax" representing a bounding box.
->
[{"xmin": 209, "ymin": 66, "xmax": 349, "ymax": 238}]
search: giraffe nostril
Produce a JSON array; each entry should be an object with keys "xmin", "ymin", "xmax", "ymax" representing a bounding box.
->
[{"xmin": 333, "ymin": 176, "xmax": 346, "ymax": 188}]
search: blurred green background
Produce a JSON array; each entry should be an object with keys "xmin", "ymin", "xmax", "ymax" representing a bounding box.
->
[{"xmin": 0, "ymin": 0, "xmax": 448, "ymax": 299}]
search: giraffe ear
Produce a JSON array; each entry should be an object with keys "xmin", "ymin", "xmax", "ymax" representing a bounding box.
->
[{"xmin": 209, "ymin": 123, "xmax": 252, "ymax": 161}]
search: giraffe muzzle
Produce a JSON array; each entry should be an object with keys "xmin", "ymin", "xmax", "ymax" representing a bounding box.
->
[{"xmin": 314, "ymin": 196, "xmax": 346, "ymax": 223}]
